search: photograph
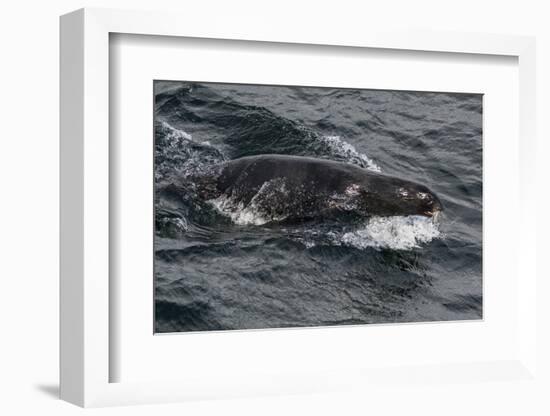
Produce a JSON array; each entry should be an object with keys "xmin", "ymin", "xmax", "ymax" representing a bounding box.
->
[{"xmin": 153, "ymin": 80, "xmax": 483, "ymax": 333}]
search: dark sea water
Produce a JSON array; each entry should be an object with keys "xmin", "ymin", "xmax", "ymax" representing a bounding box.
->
[{"xmin": 154, "ymin": 81, "xmax": 483, "ymax": 333}]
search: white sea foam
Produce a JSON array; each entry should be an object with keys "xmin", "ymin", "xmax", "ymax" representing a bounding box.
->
[
  {"xmin": 321, "ymin": 135, "xmax": 381, "ymax": 172},
  {"xmin": 161, "ymin": 121, "xmax": 193, "ymax": 143},
  {"xmin": 336, "ymin": 215, "xmax": 441, "ymax": 250},
  {"xmin": 160, "ymin": 122, "xmax": 221, "ymax": 154},
  {"xmin": 209, "ymin": 196, "xmax": 271, "ymax": 225},
  {"xmin": 156, "ymin": 121, "xmax": 227, "ymax": 181},
  {"xmin": 210, "ymin": 178, "xmax": 291, "ymax": 225}
]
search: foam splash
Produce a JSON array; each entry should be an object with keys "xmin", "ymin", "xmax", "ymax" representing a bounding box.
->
[
  {"xmin": 209, "ymin": 179, "xmax": 290, "ymax": 225},
  {"xmin": 155, "ymin": 121, "xmax": 226, "ymax": 182},
  {"xmin": 161, "ymin": 121, "xmax": 193, "ymax": 144},
  {"xmin": 336, "ymin": 215, "xmax": 441, "ymax": 250},
  {"xmin": 210, "ymin": 196, "xmax": 271, "ymax": 225},
  {"xmin": 321, "ymin": 135, "xmax": 381, "ymax": 172}
]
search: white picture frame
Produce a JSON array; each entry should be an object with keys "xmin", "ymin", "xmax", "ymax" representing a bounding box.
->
[{"xmin": 60, "ymin": 7, "xmax": 538, "ymax": 407}]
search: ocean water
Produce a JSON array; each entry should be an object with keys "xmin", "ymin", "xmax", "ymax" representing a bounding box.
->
[{"xmin": 154, "ymin": 81, "xmax": 482, "ymax": 333}]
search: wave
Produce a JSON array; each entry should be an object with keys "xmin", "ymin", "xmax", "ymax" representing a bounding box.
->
[
  {"xmin": 156, "ymin": 84, "xmax": 381, "ymax": 172},
  {"xmin": 155, "ymin": 121, "xmax": 226, "ymax": 182},
  {"xmin": 335, "ymin": 216, "xmax": 441, "ymax": 250},
  {"xmin": 320, "ymin": 135, "xmax": 381, "ymax": 172},
  {"xmin": 295, "ymin": 215, "xmax": 441, "ymax": 251},
  {"xmin": 296, "ymin": 216, "xmax": 441, "ymax": 251}
]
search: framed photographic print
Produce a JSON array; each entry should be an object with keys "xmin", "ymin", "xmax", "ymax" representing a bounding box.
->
[
  {"xmin": 60, "ymin": 8, "xmax": 538, "ymax": 407},
  {"xmin": 152, "ymin": 80, "xmax": 481, "ymax": 334}
]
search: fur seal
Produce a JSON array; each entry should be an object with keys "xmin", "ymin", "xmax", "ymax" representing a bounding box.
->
[{"xmin": 190, "ymin": 154, "xmax": 442, "ymax": 223}]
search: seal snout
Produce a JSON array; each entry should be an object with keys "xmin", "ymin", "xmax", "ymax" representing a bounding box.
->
[
  {"xmin": 414, "ymin": 186, "xmax": 442, "ymax": 219},
  {"xmin": 423, "ymin": 194, "xmax": 443, "ymax": 218}
]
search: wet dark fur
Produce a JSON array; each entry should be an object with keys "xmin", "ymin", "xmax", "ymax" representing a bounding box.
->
[{"xmin": 186, "ymin": 155, "xmax": 442, "ymax": 223}]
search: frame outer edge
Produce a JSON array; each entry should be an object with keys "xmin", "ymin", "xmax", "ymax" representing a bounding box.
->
[
  {"xmin": 58, "ymin": 6, "xmax": 538, "ymax": 407},
  {"xmin": 59, "ymin": 8, "xmax": 85, "ymax": 407},
  {"xmin": 517, "ymin": 38, "xmax": 537, "ymax": 376}
]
